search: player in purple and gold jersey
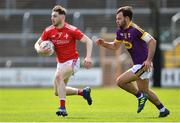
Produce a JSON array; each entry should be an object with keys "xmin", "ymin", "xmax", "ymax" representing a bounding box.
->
[{"xmin": 96, "ymin": 6, "xmax": 170, "ymax": 117}]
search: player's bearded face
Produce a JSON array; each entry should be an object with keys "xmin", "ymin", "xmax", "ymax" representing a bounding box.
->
[
  {"xmin": 51, "ymin": 12, "xmax": 63, "ymax": 26},
  {"xmin": 116, "ymin": 12, "xmax": 127, "ymax": 29}
]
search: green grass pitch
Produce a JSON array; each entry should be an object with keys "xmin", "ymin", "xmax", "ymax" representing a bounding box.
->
[{"xmin": 0, "ymin": 87, "xmax": 179, "ymax": 122}]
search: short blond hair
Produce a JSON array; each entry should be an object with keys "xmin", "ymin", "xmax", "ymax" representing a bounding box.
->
[{"xmin": 52, "ymin": 5, "xmax": 66, "ymax": 15}]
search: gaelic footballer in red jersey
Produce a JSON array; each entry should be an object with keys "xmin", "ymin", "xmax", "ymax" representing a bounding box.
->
[
  {"xmin": 34, "ymin": 5, "xmax": 93, "ymax": 117},
  {"xmin": 41, "ymin": 23, "xmax": 84, "ymax": 63}
]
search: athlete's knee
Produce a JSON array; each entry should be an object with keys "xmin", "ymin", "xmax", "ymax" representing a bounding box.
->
[
  {"xmin": 116, "ymin": 77, "xmax": 124, "ymax": 88},
  {"xmin": 55, "ymin": 74, "xmax": 63, "ymax": 83}
]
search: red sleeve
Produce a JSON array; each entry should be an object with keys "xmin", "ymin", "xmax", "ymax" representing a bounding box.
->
[
  {"xmin": 40, "ymin": 30, "xmax": 49, "ymax": 41},
  {"xmin": 74, "ymin": 28, "xmax": 84, "ymax": 40}
]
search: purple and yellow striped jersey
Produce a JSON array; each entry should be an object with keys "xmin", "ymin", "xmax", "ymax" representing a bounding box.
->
[{"xmin": 115, "ymin": 22, "xmax": 151, "ymax": 64}]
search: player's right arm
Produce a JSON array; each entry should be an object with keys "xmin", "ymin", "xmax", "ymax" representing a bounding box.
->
[
  {"xmin": 34, "ymin": 27, "xmax": 51, "ymax": 54},
  {"xmin": 96, "ymin": 38, "xmax": 121, "ymax": 50},
  {"xmin": 34, "ymin": 38, "xmax": 42, "ymax": 53},
  {"xmin": 34, "ymin": 38, "xmax": 51, "ymax": 55}
]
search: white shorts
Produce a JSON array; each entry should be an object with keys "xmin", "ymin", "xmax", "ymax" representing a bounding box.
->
[
  {"xmin": 57, "ymin": 58, "xmax": 80, "ymax": 74},
  {"xmin": 129, "ymin": 64, "xmax": 153, "ymax": 79}
]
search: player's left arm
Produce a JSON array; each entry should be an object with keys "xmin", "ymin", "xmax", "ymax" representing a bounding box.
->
[
  {"xmin": 141, "ymin": 32, "xmax": 156, "ymax": 70},
  {"xmin": 80, "ymin": 35, "xmax": 93, "ymax": 69}
]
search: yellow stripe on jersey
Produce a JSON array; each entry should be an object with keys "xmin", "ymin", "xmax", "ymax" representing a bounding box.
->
[
  {"xmin": 141, "ymin": 32, "xmax": 148, "ymax": 40},
  {"xmin": 127, "ymin": 21, "xmax": 132, "ymax": 28},
  {"xmin": 114, "ymin": 39, "xmax": 132, "ymax": 49},
  {"xmin": 130, "ymin": 22, "xmax": 144, "ymax": 34},
  {"xmin": 114, "ymin": 39, "xmax": 123, "ymax": 43}
]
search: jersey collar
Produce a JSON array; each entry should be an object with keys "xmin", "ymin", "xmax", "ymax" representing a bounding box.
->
[{"xmin": 126, "ymin": 21, "xmax": 132, "ymax": 29}]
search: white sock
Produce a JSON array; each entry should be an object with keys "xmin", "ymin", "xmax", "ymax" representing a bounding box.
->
[
  {"xmin": 138, "ymin": 93, "xmax": 143, "ymax": 99},
  {"xmin": 160, "ymin": 107, "xmax": 166, "ymax": 112}
]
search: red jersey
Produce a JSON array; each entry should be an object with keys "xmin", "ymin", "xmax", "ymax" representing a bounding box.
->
[{"xmin": 40, "ymin": 23, "xmax": 84, "ymax": 63}]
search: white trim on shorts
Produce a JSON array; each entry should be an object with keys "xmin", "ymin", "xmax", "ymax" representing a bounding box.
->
[
  {"xmin": 57, "ymin": 58, "xmax": 80, "ymax": 74},
  {"xmin": 129, "ymin": 64, "xmax": 152, "ymax": 79}
]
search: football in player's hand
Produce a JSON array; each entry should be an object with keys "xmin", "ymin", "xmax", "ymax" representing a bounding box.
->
[{"xmin": 39, "ymin": 41, "xmax": 54, "ymax": 56}]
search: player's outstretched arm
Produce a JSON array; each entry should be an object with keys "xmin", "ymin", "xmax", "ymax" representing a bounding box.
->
[
  {"xmin": 80, "ymin": 35, "xmax": 93, "ymax": 69},
  {"xmin": 96, "ymin": 38, "xmax": 121, "ymax": 50}
]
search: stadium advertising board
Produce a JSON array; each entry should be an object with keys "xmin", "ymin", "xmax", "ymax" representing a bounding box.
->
[
  {"xmin": 0, "ymin": 68, "xmax": 102, "ymax": 87},
  {"xmin": 161, "ymin": 68, "xmax": 180, "ymax": 87}
]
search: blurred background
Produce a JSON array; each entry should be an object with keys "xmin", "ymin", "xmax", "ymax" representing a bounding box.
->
[{"xmin": 0, "ymin": 0, "xmax": 180, "ymax": 87}]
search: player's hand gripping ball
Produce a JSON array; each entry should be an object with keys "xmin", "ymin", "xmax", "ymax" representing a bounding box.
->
[{"xmin": 39, "ymin": 41, "xmax": 54, "ymax": 56}]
